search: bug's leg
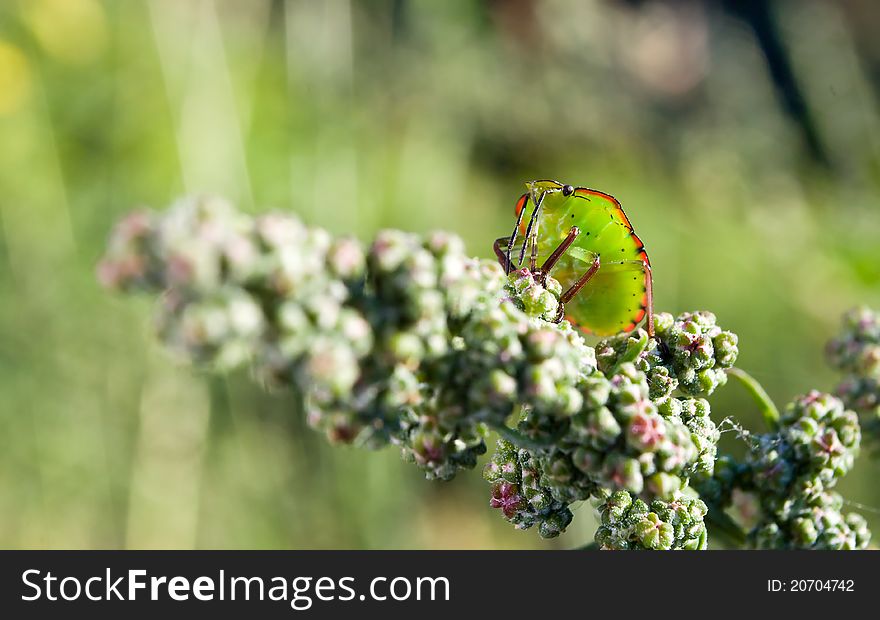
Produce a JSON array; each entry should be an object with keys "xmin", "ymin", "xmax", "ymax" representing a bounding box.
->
[
  {"xmin": 519, "ymin": 190, "xmax": 545, "ymax": 269},
  {"xmin": 644, "ymin": 262, "xmax": 654, "ymax": 337},
  {"xmin": 517, "ymin": 202, "xmax": 537, "ymax": 269},
  {"xmin": 594, "ymin": 259, "xmax": 655, "ymax": 337},
  {"xmin": 528, "ymin": 191, "xmax": 547, "ymax": 272},
  {"xmin": 529, "ymin": 214, "xmax": 541, "ymax": 272},
  {"xmin": 560, "ymin": 255, "xmax": 601, "ymax": 305},
  {"xmin": 503, "ymin": 193, "xmax": 529, "ymax": 274},
  {"xmin": 539, "ymin": 226, "xmax": 580, "ymax": 277},
  {"xmin": 551, "ymin": 255, "xmax": 599, "ymax": 325},
  {"xmin": 493, "ymin": 236, "xmax": 512, "ymax": 270}
]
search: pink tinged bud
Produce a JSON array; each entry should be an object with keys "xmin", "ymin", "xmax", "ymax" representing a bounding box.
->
[
  {"xmin": 166, "ymin": 253, "xmax": 194, "ymax": 286},
  {"xmin": 814, "ymin": 430, "xmax": 843, "ymax": 456},
  {"xmin": 97, "ymin": 256, "xmax": 146, "ymax": 289},
  {"xmin": 629, "ymin": 412, "xmax": 665, "ymax": 448},
  {"xmin": 801, "ymin": 390, "xmax": 822, "ymax": 406},
  {"xmin": 610, "ymin": 468, "xmax": 627, "ymax": 489},
  {"xmin": 329, "ymin": 238, "xmax": 364, "ymax": 278},
  {"xmin": 417, "ymin": 440, "xmax": 443, "ymax": 464},
  {"xmin": 490, "ymin": 483, "xmax": 523, "ymax": 519},
  {"xmin": 530, "ymin": 330, "xmax": 556, "ymax": 346},
  {"xmin": 257, "ymin": 213, "xmax": 304, "ymax": 247},
  {"xmin": 117, "ymin": 210, "xmax": 153, "ymax": 240},
  {"xmin": 224, "ymin": 236, "xmax": 256, "ymax": 267},
  {"xmin": 683, "ymin": 334, "xmax": 708, "ymax": 356}
]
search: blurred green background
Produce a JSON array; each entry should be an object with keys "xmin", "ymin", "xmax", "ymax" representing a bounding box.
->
[{"xmin": 1, "ymin": 0, "xmax": 879, "ymax": 549}]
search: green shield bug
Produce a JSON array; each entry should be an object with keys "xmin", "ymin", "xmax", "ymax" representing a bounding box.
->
[{"xmin": 494, "ymin": 180, "xmax": 653, "ymax": 337}]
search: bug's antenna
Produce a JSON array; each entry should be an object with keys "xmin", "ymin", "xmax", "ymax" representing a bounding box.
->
[
  {"xmin": 518, "ymin": 190, "xmax": 545, "ymax": 269},
  {"xmin": 504, "ymin": 193, "xmax": 529, "ymax": 274}
]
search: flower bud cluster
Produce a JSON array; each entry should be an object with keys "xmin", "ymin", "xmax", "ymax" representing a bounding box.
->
[
  {"xmin": 827, "ymin": 306, "xmax": 880, "ymax": 451},
  {"xmin": 741, "ymin": 392, "xmax": 868, "ymax": 549},
  {"xmin": 596, "ymin": 311, "xmax": 738, "ymax": 399},
  {"xmin": 749, "ymin": 490, "xmax": 870, "ymax": 550},
  {"xmin": 828, "ymin": 306, "xmax": 880, "ymax": 377},
  {"xmin": 100, "ymin": 198, "xmax": 600, "ymax": 481},
  {"xmin": 538, "ymin": 362, "xmax": 714, "ymax": 498},
  {"xmin": 485, "ymin": 303, "xmax": 727, "ymax": 538},
  {"xmin": 100, "ymin": 197, "xmax": 874, "ymax": 550},
  {"xmin": 593, "ymin": 489, "xmax": 708, "ymax": 550},
  {"xmin": 576, "ymin": 320, "xmax": 730, "ymax": 495},
  {"xmin": 483, "ymin": 439, "xmax": 575, "ymax": 538}
]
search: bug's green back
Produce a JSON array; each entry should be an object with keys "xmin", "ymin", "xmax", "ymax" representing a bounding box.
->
[{"xmin": 520, "ymin": 180, "xmax": 650, "ymax": 336}]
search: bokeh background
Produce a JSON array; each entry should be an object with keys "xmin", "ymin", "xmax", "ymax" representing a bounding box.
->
[{"xmin": 1, "ymin": 0, "xmax": 879, "ymax": 549}]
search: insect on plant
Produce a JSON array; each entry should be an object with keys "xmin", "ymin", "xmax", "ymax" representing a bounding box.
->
[
  {"xmin": 99, "ymin": 195, "xmax": 877, "ymax": 550},
  {"xmin": 494, "ymin": 180, "xmax": 653, "ymax": 337}
]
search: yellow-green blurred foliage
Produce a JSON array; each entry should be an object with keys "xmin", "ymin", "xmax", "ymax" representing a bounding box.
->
[{"xmin": 0, "ymin": 0, "xmax": 878, "ymax": 549}]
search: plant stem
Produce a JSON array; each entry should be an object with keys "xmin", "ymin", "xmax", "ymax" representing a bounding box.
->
[
  {"xmin": 726, "ymin": 367, "xmax": 780, "ymax": 429},
  {"xmin": 706, "ymin": 505, "xmax": 747, "ymax": 549}
]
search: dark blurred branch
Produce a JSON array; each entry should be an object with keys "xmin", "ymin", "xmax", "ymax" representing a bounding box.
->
[{"xmin": 723, "ymin": 0, "xmax": 831, "ymax": 169}]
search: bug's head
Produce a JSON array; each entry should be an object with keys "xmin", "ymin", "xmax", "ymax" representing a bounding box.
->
[
  {"xmin": 525, "ymin": 180, "xmax": 574, "ymax": 207},
  {"xmin": 527, "ymin": 180, "xmax": 567, "ymax": 195}
]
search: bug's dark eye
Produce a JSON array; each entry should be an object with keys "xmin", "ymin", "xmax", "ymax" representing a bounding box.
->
[{"xmin": 562, "ymin": 185, "xmax": 574, "ymax": 196}]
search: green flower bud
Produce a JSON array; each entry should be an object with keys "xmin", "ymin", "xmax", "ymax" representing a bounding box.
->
[
  {"xmin": 748, "ymin": 490, "xmax": 870, "ymax": 550},
  {"xmin": 599, "ymin": 311, "xmax": 738, "ymax": 398},
  {"xmin": 505, "ymin": 269, "xmax": 561, "ymax": 321},
  {"xmin": 594, "ymin": 491, "xmax": 707, "ymax": 550},
  {"xmin": 484, "ymin": 440, "xmax": 574, "ymax": 537},
  {"xmin": 634, "ymin": 513, "xmax": 675, "ymax": 549}
]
